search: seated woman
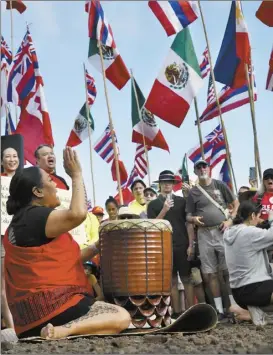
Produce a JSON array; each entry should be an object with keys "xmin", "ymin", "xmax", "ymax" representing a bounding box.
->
[
  {"xmin": 3, "ymin": 147, "xmax": 131, "ymax": 340},
  {"xmin": 223, "ymin": 201, "xmax": 273, "ymax": 325},
  {"xmin": 1, "ymin": 147, "xmax": 20, "ymax": 331}
]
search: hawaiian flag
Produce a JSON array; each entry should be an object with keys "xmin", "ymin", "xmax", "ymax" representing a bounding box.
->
[
  {"xmin": 1, "ymin": 36, "xmax": 12, "ymax": 118},
  {"xmin": 6, "ymin": 0, "xmax": 26, "ymax": 13},
  {"xmin": 214, "ymin": 1, "xmax": 251, "ymax": 88},
  {"xmin": 188, "ymin": 124, "xmax": 226, "ymax": 169},
  {"xmin": 219, "ymin": 159, "xmax": 232, "ymax": 189},
  {"xmin": 5, "ymin": 107, "xmax": 15, "ymax": 135},
  {"xmin": 199, "ymin": 47, "xmax": 210, "ymax": 79},
  {"xmin": 198, "ymin": 77, "xmax": 257, "ymax": 124},
  {"xmin": 207, "ymin": 75, "xmax": 215, "ymax": 105},
  {"xmin": 87, "ymin": 0, "xmax": 115, "ymax": 48},
  {"xmin": 94, "ymin": 124, "xmax": 117, "ymax": 163},
  {"xmin": 148, "ymin": 1, "xmax": 198, "ymax": 37},
  {"xmin": 85, "ymin": 69, "xmax": 97, "ymax": 106},
  {"xmin": 266, "ymin": 46, "xmax": 273, "ymax": 92},
  {"xmin": 7, "ymin": 29, "xmax": 43, "ymax": 106}
]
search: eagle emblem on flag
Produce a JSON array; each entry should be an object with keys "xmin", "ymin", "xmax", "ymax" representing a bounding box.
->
[
  {"xmin": 101, "ymin": 44, "xmax": 114, "ymax": 60},
  {"xmin": 165, "ymin": 62, "xmax": 189, "ymax": 90},
  {"xmin": 141, "ymin": 107, "xmax": 157, "ymax": 127},
  {"xmin": 74, "ymin": 117, "xmax": 88, "ymax": 134}
]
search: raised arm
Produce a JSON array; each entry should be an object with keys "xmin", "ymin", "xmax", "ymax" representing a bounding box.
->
[{"xmin": 45, "ymin": 147, "xmax": 87, "ymax": 238}]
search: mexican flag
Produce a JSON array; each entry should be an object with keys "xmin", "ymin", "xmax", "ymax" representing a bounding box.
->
[
  {"xmin": 131, "ymin": 77, "xmax": 169, "ymax": 152},
  {"xmin": 66, "ymin": 103, "xmax": 94, "ymax": 147},
  {"xmin": 88, "ymin": 39, "xmax": 130, "ymax": 90},
  {"xmin": 173, "ymin": 154, "xmax": 188, "ymax": 192},
  {"xmin": 145, "ymin": 28, "xmax": 203, "ymax": 127}
]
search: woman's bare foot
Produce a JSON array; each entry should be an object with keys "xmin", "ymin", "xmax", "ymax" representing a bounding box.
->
[
  {"xmin": 229, "ymin": 305, "xmax": 251, "ymax": 321},
  {"xmin": 40, "ymin": 323, "xmax": 55, "ymax": 339}
]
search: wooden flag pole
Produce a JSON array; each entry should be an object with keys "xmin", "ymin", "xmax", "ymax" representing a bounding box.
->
[
  {"xmin": 194, "ymin": 98, "xmax": 205, "ymax": 159},
  {"xmin": 97, "ymin": 42, "xmax": 123, "ymax": 204},
  {"xmin": 197, "ymin": 0, "xmax": 238, "ymax": 194},
  {"xmin": 9, "ymin": 0, "xmax": 19, "ymax": 126},
  {"xmin": 130, "ymin": 70, "xmax": 151, "ymax": 186},
  {"xmin": 83, "ymin": 63, "xmax": 96, "ymax": 206},
  {"xmin": 244, "ymin": 63, "xmax": 262, "ymax": 183}
]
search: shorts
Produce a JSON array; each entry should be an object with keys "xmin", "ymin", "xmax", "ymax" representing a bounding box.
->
[
  {"xmin": 19, "ymin": 296, "xmax": 94, "ymax": 339},
  {"xmin": 232, "ymin": 280, "xmax": 273, "ymax": 310},
  {"xmin": 173, "ymin": 245, "xmax": 191, "ymax": 279},
  {"xmin": 197, "ymin": 227, "xmax": 227, "ymax": 274}
]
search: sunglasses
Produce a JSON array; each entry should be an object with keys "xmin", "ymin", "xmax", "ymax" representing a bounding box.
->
[
  {"xmin": 264, "ymin": 176, "xmax": 273, "ymax": 180},
  {"xmin": 145, "ymin": 193, "xmax": 155, "ymax": 197},
  {"xmin": 196, "ymin": 164, "xmax": 208, "ymax": 170}
]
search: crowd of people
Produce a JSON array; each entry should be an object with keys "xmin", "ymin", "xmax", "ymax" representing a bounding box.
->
[{"xmin": 1, "ymin": 143, "xmax": 273, "ymax": 341}]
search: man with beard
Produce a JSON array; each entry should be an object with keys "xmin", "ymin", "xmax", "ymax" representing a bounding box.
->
[
  {"xmin": 186, "ymin": 160, "xmax": 239, "ymax": 320},
  {"xmin": 34, "ymin": 144, "xmax": 69, "ymax": 190}
]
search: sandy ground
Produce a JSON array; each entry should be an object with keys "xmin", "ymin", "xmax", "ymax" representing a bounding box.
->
[{"xmin": 1, "ymin": 323, "xmax": 273, "ymax": 354}]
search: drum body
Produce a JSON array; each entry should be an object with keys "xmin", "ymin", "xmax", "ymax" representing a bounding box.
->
[{"xmin": 99, "ymin": 219, "xmax": 173, "ymax": 328}]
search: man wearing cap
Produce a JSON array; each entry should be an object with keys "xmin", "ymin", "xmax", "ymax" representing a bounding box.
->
[
  {"xmin": 139, "ymin": 187, "xmax": 158, "ymax": 218},
  {"xmin": 147, "ymin": 170, "xmax": 195, "ymax": 309},
  {"xmin": 128, "ymin": 179, "xmax": 147, "ymax": 216},
  {"xmin": 91, "ymin": 206, "xmax": 105, "ymax": 224},
  {"xmin": 186, "ymin": 159, "xmax": 239, "ymax": 320}
]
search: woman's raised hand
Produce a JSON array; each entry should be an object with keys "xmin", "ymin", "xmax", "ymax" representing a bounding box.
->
[{"xmin": 63, "ymin": 147, "xmax": 82, "ymax": 178}]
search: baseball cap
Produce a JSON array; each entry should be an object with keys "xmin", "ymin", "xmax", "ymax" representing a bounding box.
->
[
  {"xmin": 263, "ymin": 168, "xmax": 273, "ymax": 179},
  {"xmin": 91, "ymin": 206, "xmax": 104, "ymax": 215},
  {"xmin": 194, "ymin": 160, "xmax": 209, "ymax": 169}
]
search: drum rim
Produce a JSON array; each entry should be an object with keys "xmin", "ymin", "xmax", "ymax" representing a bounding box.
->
[{"xmin": 99, "ymin": 219, "xmax": 173, "ymax": 232}]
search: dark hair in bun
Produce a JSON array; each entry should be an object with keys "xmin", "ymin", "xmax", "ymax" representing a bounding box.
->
[
  {"xmin": 6, "ymin": 167, "xmax": 43, "ymax": 215},
  {"xmin": 233, "ymin": 201, "xmax": 262, "ymax": 225},
  {"xmin": 105, "ymin": 196, "xmax": 118, "ymax": 208}
]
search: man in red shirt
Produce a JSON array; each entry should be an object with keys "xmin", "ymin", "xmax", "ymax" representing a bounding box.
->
[
  {"xmin": 34, "ymin": 145, "xmax": 69, "ymax": 190},
  {"xmin": 254, "ymin": 169, "xmax": 273, "ymax": 221}
]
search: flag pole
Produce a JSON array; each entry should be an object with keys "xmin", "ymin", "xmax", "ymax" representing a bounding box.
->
[
  {"xmin": 83, "ymin": 63, "xmax": 96, "ymax": 206},
  {"xmin": 5, "ymin": 105, "xmax": 12, "ymax": 135},
  {"xmin": 197, "ymin": 0, "xmax": 237, "ymax": 194},
  {"xmin": 244, "ymin": 63, "xmax": 262, "ymax": 184},
  {"xmin": 130, "ymin": 70, "xmax": 151, "ymax": 186},
  {"xmin": 194, "ymin": 98, "xmax": 205, "ymax": 159},
  {"xmin": 9, "ymin": 0, "xmax": 19, "ymax": 126},
  {"xmin": 97, "ymin": 42, "xmax": 123, "ymax": 204}
]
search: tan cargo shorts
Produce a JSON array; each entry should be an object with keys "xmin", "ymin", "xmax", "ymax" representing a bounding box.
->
[{"xmin": 197, "ymin": 226, "xmax": 227, "ymax": 274}]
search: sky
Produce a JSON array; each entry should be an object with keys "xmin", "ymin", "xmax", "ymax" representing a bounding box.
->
[{"xmin": 1, "ymin": 1, "xmax": 272, "ymax": 207}]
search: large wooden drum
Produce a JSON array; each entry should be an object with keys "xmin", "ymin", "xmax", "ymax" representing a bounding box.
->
[{"xmin": 99, "ymin": 219, "xmax": 173, "ymax": 328}]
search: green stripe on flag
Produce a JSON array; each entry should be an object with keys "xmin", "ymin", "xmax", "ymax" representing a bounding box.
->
[
  {"xmin": 171, "ymin": 28, "xmax": 201, "ymax": 77},
  {"xmin": 88, "ymin": 39, "xmax": 98, "ymax": 57},
  {"xmin": 131, "ymin": 78, "xmax": 145, "ymax": 126},
  {"xmin": 79, "ymin": 103, "xmax": 95, "ymax": 131}
]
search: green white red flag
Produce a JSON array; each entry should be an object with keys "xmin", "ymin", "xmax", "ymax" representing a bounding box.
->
[
  {"xmin": 145, "ymin": 27, "xmax": 203, "ymax": 127},
  {"xmin": 131, "ymin": 77, "xmax": 169, "ymax": 152}
]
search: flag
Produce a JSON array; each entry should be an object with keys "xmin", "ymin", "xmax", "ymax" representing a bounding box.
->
[
  {"xmin": 1, "ymin": 36, "xmax": 12, "ymax": 118},
  {"xmin": 15, "ymin": 85, "xmax": 54, "ymax": 165},
  {"xmin": 7, "ymin": 29, "xmax": 43, "ymax": 106},
  {"xmin": 214, "ymin": 1, "xmax": 251, "ymax": 89},
  {"xmin": 199, "ymin": 47, "xmax": 210, "ymax": 79},
  {"xmin": 219, "ymin": 159, "xmax": 232, "ymax": 189},
  {"xmin": 266, "ymin": 46, "xmax": 273, "ymax": 91},
  {"xmin": 87, "ymin": 0, "xmax": 115, "ymax": 47},
  {"xmin": 148, "ymin": 1, "xmax": 198, "ymax": 37},
  {"xmin": 94, "ymin": 124, "xmax": 117, "ymax": 163},
  {"xmin": 131, "ymin": 77, "xmax": 169, "ymax": 151},
  {"xmin": 256, "ymin": 1, "xmax": 273, "ymax": 27},
  {"xmin": 85, "ymin": 69, "xmax": 97, "ymax": 105},
  {"xmin": 111, "ymin": 159, "xmax": 128, "ymax": 186},
  {"xmin": 87, "ymin": 1, "xmax": 130, "ymax": 90},
  {"xmin": 6, "ymin": 0, "xmax": 26, "ymax": 13},
  {"xmin": 145, "ymin": 27, "xmax": 203, "ymax": 128},
  {"xmin": 134, "ymin": 143, "xmax": 151, "ymax": 179},
  {"xmin": 5, "ymin": 106, "xmax": 15, "ymax": 135},
  {"xmin": 114, "ymin": 187, "xmax": 134, "ymax": 205},
  {"xmin": 206, "ymin": 74, "xmax": 215, "ymax": 105},
  {"xmin": 173, "ymin": 154, "xmax": 188, "ymax": 192},
  {"xmin": 188, "ymin": 124, "xmax": 226, "ymax": 168},
  {"xmin": 199, "ymin": 78, "xmax": 257, "ymax": 124},
  {"xmin": 66, "ymin": 103, "xmax": 95, "ymax": 147}
]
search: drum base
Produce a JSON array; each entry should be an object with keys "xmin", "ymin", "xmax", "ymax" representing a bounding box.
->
[{"xmin": 110, "ymin": 295, "xmax": 172, "ymax": 329}]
